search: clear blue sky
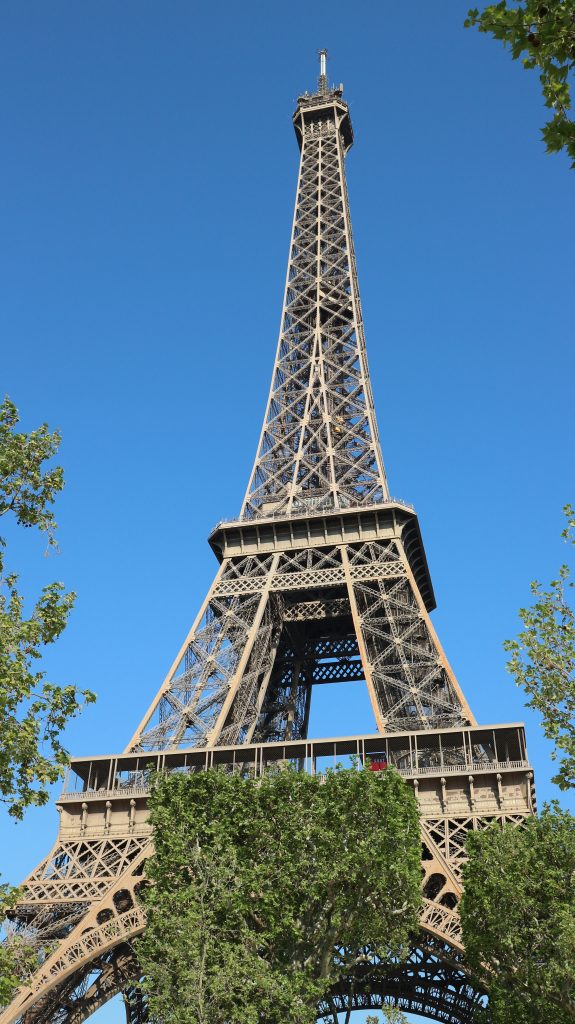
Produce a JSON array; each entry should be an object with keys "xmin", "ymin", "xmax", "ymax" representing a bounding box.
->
[{"xmin": 1, "ymin": 2, "xmax": 574, "ymax": 1022}]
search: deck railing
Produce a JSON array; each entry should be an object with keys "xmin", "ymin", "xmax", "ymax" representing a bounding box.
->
[{"xmin": 59, "ymin": 757, "xmax": 531, "ymax": 802}]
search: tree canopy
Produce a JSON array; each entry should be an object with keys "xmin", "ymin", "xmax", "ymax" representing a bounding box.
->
[
  {"xmin": 460, "ymin": 805, "xmax": 575, "ymax": 1024},
  {"xmin": 366, "ymin": 1012, "xmax": 409, "ymax": 1024},
  {"xmin": 0, "ymin": 884, "xmax": 37, "ymax": 1006},
  {"xmin": 465, "ymin": 1, "xmax": 575, "ymax": 166},
  {"xmin": 0, "ymin": 396, "xmax": 96, "ymax": 1006},
  {"xmin": 138, "ymin": 764, "xmax": 421, "ymax": 1024},
  {"xmin": 459, "ymin": 506, "xmax": 575, "ymax": 1022},
  {"xmin": 504, "ymin": 504, "xmax": 575, "ymax": 790},
  {"xmin": 0, "ymin": 396, "xmax": 95, "ymax": 820}
]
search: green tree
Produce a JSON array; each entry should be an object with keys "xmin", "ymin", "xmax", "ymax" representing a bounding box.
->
[
  {"xmin": 0, "ymin": 885, "xmax": 37, "ymax": 1006},
  {"xmin": 0, "ymin": 396, "xmax": 95, "ymax": 819},
  {"xmin": 138, "ymin": 765, "xmax": 421, "ymax": 1024},
  {"xmin": 504, "ymin": 504, "xmax": 575, "ymax": 790},
  {"xmin": 465, "ymin": 1, "xmax": 575, "ymax": 166},
  {"xmin": 0, "ymin": 397, "xmax": 95, "ymax": 1005},
  {"xmin": 459, "ymin": 507, "xmax": 575, "ymax": 1022},
  {"xmin": 366, "ymin": 1011, "xmax": 409, "ymax": 1024},
  {"xmin": 460, "ymin": 806, "xmax": 575, "ymax": 1024}
]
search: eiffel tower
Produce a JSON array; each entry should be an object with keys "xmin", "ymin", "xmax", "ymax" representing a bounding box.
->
[{"xmin": 2, "ymin": 53, "xmax": 536, "ymax": 1024}]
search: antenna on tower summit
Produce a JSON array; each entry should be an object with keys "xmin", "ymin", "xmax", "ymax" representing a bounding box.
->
[{"xmin": 318, "ymin": 48, "xmax": 328, "ymax": 94}]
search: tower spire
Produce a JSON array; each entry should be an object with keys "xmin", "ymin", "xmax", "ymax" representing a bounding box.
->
[
  {"xmin": 241, "ymin": 63, "xmax": 387, "ymax": 519},
  {"xmin": 318, "ymin": 47, "xmax": 328, "ymax": 94}
]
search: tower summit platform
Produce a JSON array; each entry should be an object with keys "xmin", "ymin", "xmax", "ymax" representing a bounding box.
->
[{"xmin": 293, "ymin": 51, "xmax": 353, "ymax": 152}]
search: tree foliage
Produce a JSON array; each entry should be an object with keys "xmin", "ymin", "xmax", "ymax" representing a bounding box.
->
[
  {"xmin": 460, "ymin": 806, "xmax": 575, "ymax": 1024},
  {"xmin": 459, "ymin": 507, "xmax": 575, "ymax": 1021},
  {"xmin": 138, "ymin": 765, "xmax": 421, "ymax": 1024},
  {"xmin": 0, "ymin": 396, "xmax": 95, "ymax": 820},
  {"xmin": 0, "ymin": 885, "xmax": 37, "ymax": 1007},
  {"xmin": 465, "ymin": 1, "xmax": 575, "ymax": 166},
  {"xmin": 0, "ymin": 396, "xmax": 96, "ymax": 1005},
  {"xmin": 504, "ymin": 504, "xmax": 575, "ymax": 790},
  {"xmin": 366, "ymin": 1012, "xmax": 409, "ymax": 1024}
]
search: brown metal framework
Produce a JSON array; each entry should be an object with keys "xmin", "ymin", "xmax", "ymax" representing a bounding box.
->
[{"xmin": 1, "ymin": 55, "xmax": 535, "ymax": 1024}]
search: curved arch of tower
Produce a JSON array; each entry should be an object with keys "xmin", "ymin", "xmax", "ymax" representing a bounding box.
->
[{"xmin": 1, "ymin": 54, "xmax": 535, "ymax": 1024}]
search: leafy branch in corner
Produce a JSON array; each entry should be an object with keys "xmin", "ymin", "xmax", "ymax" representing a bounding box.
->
[{"xmin": 465, "ymin": 1, "xmax": 575, "ymax": 165}]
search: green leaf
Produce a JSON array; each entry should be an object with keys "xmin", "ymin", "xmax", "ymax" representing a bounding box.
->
[
  {"xmin": 138, "ymin": 766, "xmax": 422, "ymax": 1024},
  {"xmin": 0, "ymin": 397, "xmax": 95, "ymax": 820},
  {"xmin": 464, "ymin": 0, "xmax": 575, "ymax": 166},
  {"xmin": 461, "ymin": 805, "xmax": 575, "ymax": 1024},
  {"xmin": 504, "ymin": 504, "xmax": 575, "ymax": 791}
]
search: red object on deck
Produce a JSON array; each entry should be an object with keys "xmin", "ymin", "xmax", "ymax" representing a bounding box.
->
[{"xmin": 368, "ymin": 759, "xmax": 388, "ymax": 772}]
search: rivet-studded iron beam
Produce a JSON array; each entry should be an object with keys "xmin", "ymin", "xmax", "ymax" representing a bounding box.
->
[
  {"xmin": 127, "ymin": 533, "xmax": 475, "ymax": 752},
  {"xmin": 241, "ymin": 80, "xmax": 389, "ymax": 520}
]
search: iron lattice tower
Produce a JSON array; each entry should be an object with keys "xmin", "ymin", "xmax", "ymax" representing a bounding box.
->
[{"xmin": 1, "ymin": 55, "xmax": 535, "ymax": 1024}]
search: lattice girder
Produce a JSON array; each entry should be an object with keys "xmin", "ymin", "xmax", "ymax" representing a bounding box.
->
[
  {"xmin": 17, "ymin": 935, "xmax": 484, "ymax": 1024},
  {"xmin": 321, "ymin": 936, "xmax": 486, "ymax": 1024},
  {"xmin": 241, "ymin": 91, "xmax": 388, "ymax": 519},
  {"xmin": 128, "ymin": 530, "xmax": 473, "ymax": 751}
]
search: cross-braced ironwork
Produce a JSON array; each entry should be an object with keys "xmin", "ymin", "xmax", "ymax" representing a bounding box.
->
[
  {"xmin": 1, "ymin": 53, "xmax": 536, "ymax": 1024},
  {"xmin": 129, "ymin": 531, "xmax": 475, "ymax": 750},
  {"xmin": 241, "ymin": 79, "xmax": 388, "ymax": 520}
]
